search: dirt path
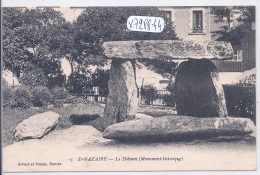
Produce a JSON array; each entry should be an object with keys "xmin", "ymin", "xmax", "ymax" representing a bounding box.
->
[{"xmin": 3, "ymin": 125, "xmax": 256, "ymax": 172}]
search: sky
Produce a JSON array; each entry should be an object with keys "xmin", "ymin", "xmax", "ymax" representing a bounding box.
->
[{"xmin": 55, "ymin": 7, "xmax": 85, "ymax": 22}]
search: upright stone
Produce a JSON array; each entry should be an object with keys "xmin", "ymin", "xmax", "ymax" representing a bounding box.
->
[
  {"xmin": 104, "ymin": 59, "xmax": 138, "ymax": 128},
  {"xmin": 175, "ymin": 59, "xmax": 228, "ymax": 118}
]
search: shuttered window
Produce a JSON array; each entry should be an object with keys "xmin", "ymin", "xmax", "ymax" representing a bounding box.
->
[{"xmin": 192, "ymin": 11, "xmax": 203, "ymax": 33}]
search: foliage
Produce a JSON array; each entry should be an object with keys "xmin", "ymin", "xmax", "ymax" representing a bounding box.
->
[
  {"xmin": 211, "ymin": 6, "xmax": 255, "ymax": 27},
  {"xmin": 73, "ymin": 7, "xmax": 178, "ymax": 72},
  {"xmin": 19, "ymin": 67, "xmax": 49, "ymax": 87},
  {"xmin": 31, "ymin": 86, "xmax": 53, "ymax": 107},
  {"xmin": 48, "ymin": 73, "xmax": 66, "ymax": 89},
  {"xmin": 51, "ymin": 86, "xmax": 69, "ymax": 106},
  {"xmin": 210, "ymin": 6, "xmax": 255, "ymax": 48},
  {"xmin": 223, "ymin": 84, "xmax": 256, "ymax": 123},
  {"xmin": 2, "ymin": 101, "xmax": 105, "ymax": 147},
  {"xmin": 141, "ymin": 85, "xmax": 159, "ymax": 105},
  {"xmin": 2, "ymin": 8, "xmax": 68, "ymax": 87},
  {"xmin": 90, "ymin": 68, "xmax": 109, "ymax": 96},
  {"xmin": 162, "ymin": 95, "xmax": 175, "ymax": 107},
  {"xmin": 162, "ymin": 82, "xmax": 176, "ymax": 107},
  {"xmin": 10, "ymin": 86, "xmax": 32, "ymax": 108},
  {"xmin": 66, "ymin": 72, "xmax": 91, "ymax": 94}
]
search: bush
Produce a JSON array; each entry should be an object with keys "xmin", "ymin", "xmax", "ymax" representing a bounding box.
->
[
  {"xmin": 31, "ymin": 86, "xmax": 53, "ymax": 107},
  {"xmin": 141, "ymin": 85, "xmax": 159, "ymax": 105},
  {"xmin": 163, "ymin": 82, "xmax": 176, "ymax": 107},
  {"xmin": 51, "ymin": 86, "xmax": 68, "ymax": 106},
  {"xmin": 223, "ymin": 84, "xmax": 256, "ymax": 123},
  {"xmin": 67, "ymin": 72, "xmax": 91, "ymax": 94},
  {"xmin": 10, "ymin": 86, "xmax": 32, "ymax": 108},
  {"xmin": 163, "ymin": 94, "xmax": 175, "ymax": 107}
]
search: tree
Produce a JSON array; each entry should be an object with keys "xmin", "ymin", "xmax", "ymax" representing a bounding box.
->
[
  {"xmin": 73, "ymin": 7, "xmax": 178, "ymax": 69},
  {"xmin": 211, "ymin": 6, "xmax": 255, "ymax": 28},
  {"xmin": 210, "ymin": 6, "xmax": 255, "ymax": 48},
  {"xmin": 2, "ymin": 8, "xmax": 68, "ymax": 87},
  {"xmin": 66, "ymin": 72, "xmax": 91, "ymax": 94},
  {"xmin": 72, "ymin": 7, "xmax": 179, "ymax": 86},
  {"xmin": 90, "ymin": 68, "xmax": 109, "ymax": 96}
]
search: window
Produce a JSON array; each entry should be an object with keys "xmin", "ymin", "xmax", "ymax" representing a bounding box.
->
[
  {"xmin": 232, "ymin": 50, "xmax": 243, "ymax": 61},
  {"xmin": 189, "ymin": 8, "xmax": 207, "ymax": 35},
  {"xmin": 192, "ymin": 11, "xmax": 203, "ymax": 33}
]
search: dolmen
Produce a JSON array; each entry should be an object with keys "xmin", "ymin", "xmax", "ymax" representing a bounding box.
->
[{"xmin": 101, "ymin": 40, "xmax": 255, "ymax": 142}]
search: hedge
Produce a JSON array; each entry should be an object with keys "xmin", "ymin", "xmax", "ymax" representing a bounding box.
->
[
  {"xmin": 223, "ymin": 84, "xmax": 256, "ymax": 123},
  {"xmin": 10, "ymin": 86, "xmax": 32, "ymax": 108}
]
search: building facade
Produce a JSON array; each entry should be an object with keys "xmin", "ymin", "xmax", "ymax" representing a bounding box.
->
[
  {"xmin": 159, "ymin": 7, "xmax": 211, "ymax": 41},
  {"xmin": 159, "ymin": 6, "xmax": 255, "ymax": 72}
]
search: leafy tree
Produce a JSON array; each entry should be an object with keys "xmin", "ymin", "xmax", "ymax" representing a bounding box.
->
[
  {"xmin": 90, "ymin": 68, "xmax": 109, "ymax": 96},
  {"xmin": 19, "ymin": 67, "xmax": 49, "ymax": 87},
  {"xmin": 66, "ymin": 72, "xmax": 91, "ymax": 94},
  {"xmin": 210, "ymin": 6, "xmax": 255, "ymax": 48},
  {"xmin": 211, "ymin": 6, "xmax": 255, "ymax": 28},
  {"xmin": 73, "ymin": 7, "xmax": 178, "ymax": 72},
  {"xmin": 2, "ymin": 8, "xmax": 68, "ymax": 86}
]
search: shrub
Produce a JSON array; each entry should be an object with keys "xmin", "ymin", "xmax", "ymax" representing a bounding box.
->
[
  {"xmin": 163, "ymin": 82, "xmax": 176, "ymax": 107},
  {"xmin": 141, "ymin": 85, "xmax": 159, "ymax": 105},
  {"xmin": 10, "ymin": 86, "xmax": 32, "ymax": 108},
  {"xmin": 66, "ymin": 72, "xmax": 90, "ymax": 94},
  {"xmin": 163, "ymin": 94, "xmax": 175, "ymax": 107},
  {"xmin": 31, "ymin": 86, "xmax": 53, "ymax": 107},
  {"xmin": 51, "ymin": 86, "xmax": 68, "ymax": 106},
  {"xmin": 223, "ymin": 84, "xmax": 256, "ymax": 123}
]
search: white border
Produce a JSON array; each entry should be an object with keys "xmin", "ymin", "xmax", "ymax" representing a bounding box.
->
[
  {"xmin": 1, "ymin": 0, "xmax": 259, "ymax": 7},
  {"xmin": 1, "ymin": 0, "xmax": 259, "ymax": 175}
]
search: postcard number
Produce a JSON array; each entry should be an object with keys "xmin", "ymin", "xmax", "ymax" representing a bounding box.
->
[{"xmin": 127, "ymin": 16, "xmax": 165, "ymax": 33}]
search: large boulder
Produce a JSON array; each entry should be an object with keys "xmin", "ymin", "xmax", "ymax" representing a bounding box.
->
[
  {"xmin": 103, "ymin": 40, "xmax": 233, "ymax": 60},
  {"xmin": 175, "ymin": 59, "xmax": 228, "ymax": 118},
  {"xmin": 103, "ymin": 115, "xmax": 255, "ymax": 142},
  {"xmin": 135, "ymin": 113, "xmax": 153, "ymax": 120},
  {"xmin": 103, "ymin": 59, "xmax": 138, "ymax": 127},
  {"xmin": 42, "ymin": 125, "xmax": 112, "ymax": 145},
  {"xmin": 14, "ymin": 111, "xmax": 59, "ymax": 141}
]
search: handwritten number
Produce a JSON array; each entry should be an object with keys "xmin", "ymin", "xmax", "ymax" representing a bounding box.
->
[
  {"xmin": 139, "ymin": 19, "xmax": 143, "ymax": 30},
  {"xmin": 158, "ymin": 19, "xmax": 162, "ymax": 31},
  {"xmin": 134, "ymin": 18, "xmax": 138, "ymax": 29},
  {"xmin": 128, "ymin": 20, "xmax": 134, "ymax": 28},
  {"xmin": 127, "ymin": 17, "xmax": 163, "ymax": 32}
]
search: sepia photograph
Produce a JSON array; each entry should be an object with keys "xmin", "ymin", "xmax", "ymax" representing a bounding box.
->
[{"xmin": 1, "ymin": 4, "xmax": 257, "ymax": 173}]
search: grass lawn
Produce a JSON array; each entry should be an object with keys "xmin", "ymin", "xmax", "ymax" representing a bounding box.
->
[
  {"xmin": 2, "ymin": 101, "xmax": 178, "ymax": 148},
  {"xmin": 2, "ymin": 101, "xmax": 105, "ymax": 147}
]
